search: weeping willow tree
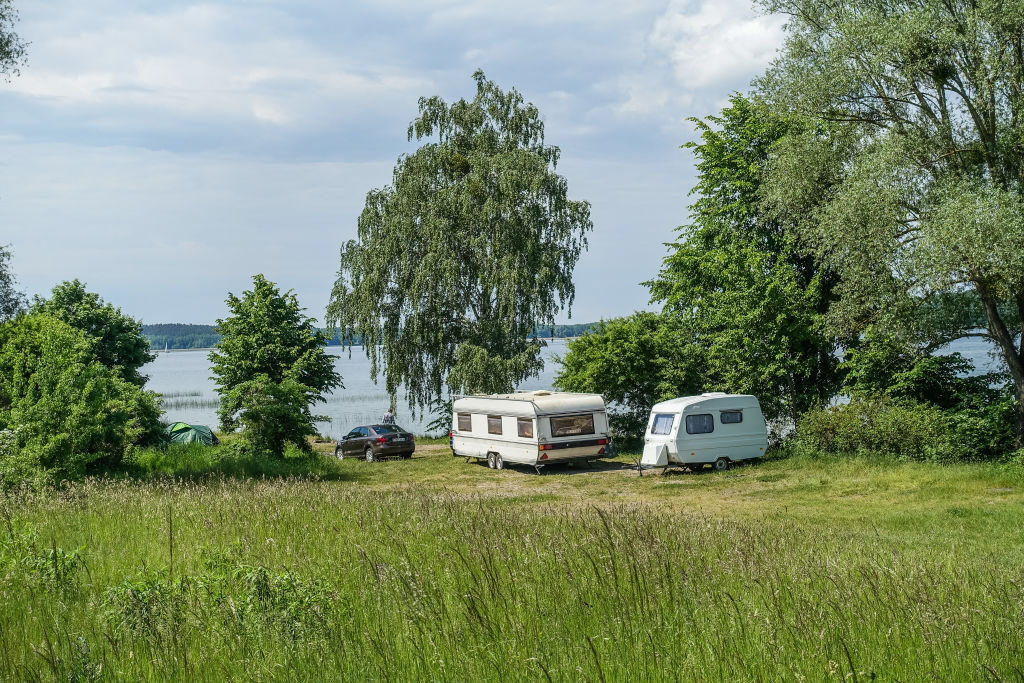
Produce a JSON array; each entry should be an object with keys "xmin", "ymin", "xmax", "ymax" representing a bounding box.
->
[
  {"xmin": 760, "ymin": 0, "xmax": 1024, "ymax": 443},
  {"xmin": 327, "ymin": 71, "xmax": 592, "ymax": 415}
]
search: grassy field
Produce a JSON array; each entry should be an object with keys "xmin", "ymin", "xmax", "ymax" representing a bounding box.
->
[{"xmin": 1, "ymin": 445, "xmax": 1022, "ymax": 681}]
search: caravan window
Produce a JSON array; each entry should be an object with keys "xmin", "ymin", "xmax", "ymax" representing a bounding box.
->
[
  {"xmin": 550, "ymin": 414, "xmax": 595, "ymax": 437},
  {"xmin": 517, "ymin": 418, "xmax": 534, "ymax": 438},
  {"xmin": 651, "ymin": 414, "xmax": 675, "ymax": 435},
  {"xmin": 685, "ymin": 414, "xmax": 714, "ymax": 434},
  {"xmin": 720, "ymin": 410, "xmax": 743, "ymax": 424},
  {"xmin": 457, "ymin": 413, "xmax": 472, "ymax": 431},
  {"xmin": 487, "ymin": 415, "xmax": 503, "ymax": 435}
]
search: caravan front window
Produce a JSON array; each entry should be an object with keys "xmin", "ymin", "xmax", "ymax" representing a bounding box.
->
[
  {"xmin": 517, "ymin": 418, "xmax": 534, "ymax": 438},
  {"xmin": 550, "ymin": 414, "xmax": 595, "ymax": 437},
  {"xmin": 685, "ymin": 414, "xmax": 714, "ymax": 434},
  {"xmin": 651, "ymin": 414, "xmax": 675, "ymax": 435}
]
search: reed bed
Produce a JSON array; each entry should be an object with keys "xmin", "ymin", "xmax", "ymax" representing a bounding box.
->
[{"xmin": 1, "ymin": 458, "xmax": 1022, "ymax": 681}]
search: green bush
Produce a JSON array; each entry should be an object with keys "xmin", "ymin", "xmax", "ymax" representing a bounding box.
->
[
  {"xmin": 0, "ymin": 314, "xmax": 162, "ymax": 484},
  {"xmin": 796, "ymin": 399, "xmax": 953, "ymax": 460},
  {"xmin": 795, "ymin": 397, "xmax": 1015, "ymax": 461}
]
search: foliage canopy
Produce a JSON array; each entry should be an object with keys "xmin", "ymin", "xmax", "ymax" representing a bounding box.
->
[
  {"xmin": 759, "ymin": 0, "xmax": 1024, "ymax": 440},
  {"xmin": 32, "ymin": 280, "xmax": 154, "ymax": 386},
  {"xmin": 328, "ymin": 71, "xmax": 592, "ymax": 414},
  {"xmin": 558, "ymin": 96, "xmax": 840, "ymax": 437},
  {"xmin": 210, "ymin": 275, "xmax": 341, "ymax": 457},
  {"xmin": 647, "ymin": 94, "xmax": 841, "ymax": 423}
]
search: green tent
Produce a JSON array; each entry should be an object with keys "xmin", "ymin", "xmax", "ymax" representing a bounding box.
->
[{"xmin": 164, "ymin": 422, "xmax": 219, "ymax": 446}]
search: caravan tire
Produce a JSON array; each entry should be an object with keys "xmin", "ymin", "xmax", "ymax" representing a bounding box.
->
[
  {"xmin": 493, "ymin": 453, "xmax": 504, "ymax": 470},
  {"xmin": 486, "ymin": 453, "xmax": 496, "ymax": 469},
  {"xmin": 713, "ymin": 457, "xmax": 729, "ymax": 472}
]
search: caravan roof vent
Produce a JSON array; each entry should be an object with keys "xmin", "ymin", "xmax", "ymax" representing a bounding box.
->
[
  {"xmin": 531, "ymin": 390, "xmax": 552, "ymax": 396},
  {"xmin": 701, "ymin": 392, "xmax": 729, "ymax": 397}
]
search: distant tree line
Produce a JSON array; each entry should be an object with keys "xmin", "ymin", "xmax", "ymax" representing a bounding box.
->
[{"xmin": 142, "ymin": 324, "xmax": 221, "ymax": 350}]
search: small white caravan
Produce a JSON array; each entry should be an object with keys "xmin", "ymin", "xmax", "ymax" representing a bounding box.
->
[
  {"xmin": 640, "ymin": 393, "xmax": 767, "ymax": 470},
  {"xmin": 451, "ymin": 391, "xmax": 611, "ymax": 471}
]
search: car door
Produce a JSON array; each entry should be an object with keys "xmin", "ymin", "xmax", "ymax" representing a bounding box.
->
[{"xmin": 342, "ymin": 427, "xmax": 364, "ymax": 455}]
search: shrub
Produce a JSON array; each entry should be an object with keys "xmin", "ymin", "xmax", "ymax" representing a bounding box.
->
[
  {"xmin": 796, "ymin": 399, "xmax": 958, "ymax": 461},
  {"xmin": 0, "ymin": 315, "xmax": 163, "ymax": 484},
  {"xmin": 795, "ymin": 397, "xmax": 1016, "ymax": 462}
]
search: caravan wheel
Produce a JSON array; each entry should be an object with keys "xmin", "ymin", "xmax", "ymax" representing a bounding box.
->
[
  {"xmin": 486, "ymin": 453, "xmax": 496, "ymax": 469},
  {"xmin": 713, "ymin": 457, "xmax": 729, "ymax": 472},
  {"xmin": 493, "ymin": 453, "xmax": 504, "ymax": 470}
]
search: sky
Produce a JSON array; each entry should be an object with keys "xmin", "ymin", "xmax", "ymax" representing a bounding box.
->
[{"xmin": 0, "ymin": 0, "xmax": 785, "ymax": 325}]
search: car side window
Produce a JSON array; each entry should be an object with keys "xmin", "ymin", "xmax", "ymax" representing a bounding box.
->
[
  {"xmin": 356, "ymin": 427, "xmax": 368, "ymax": 437},
  {"xmin": 346, "ymin": 429, "xmax": 361, "ymax": 439}
]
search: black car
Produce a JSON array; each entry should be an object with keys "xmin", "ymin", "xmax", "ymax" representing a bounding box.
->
[{"xmin": 334, "ymin": 424, "xmax": 415, "ymax": 461}]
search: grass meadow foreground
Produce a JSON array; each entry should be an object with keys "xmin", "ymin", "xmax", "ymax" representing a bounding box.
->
[{"xmin": 1, "ymin": 446, "xmax": 1022, "ymax": 681}]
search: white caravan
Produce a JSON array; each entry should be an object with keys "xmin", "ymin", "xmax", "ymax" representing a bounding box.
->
[
  {"xmin": 640, "ymin": 393, "xmax": 767, "ymax": 471},
  {"xmin": 451, "ymin": 391, "xmax": 611, "ymax": 472}
]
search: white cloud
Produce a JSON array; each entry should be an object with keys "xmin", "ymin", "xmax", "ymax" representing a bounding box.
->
[
  {"xmin": 10, "ymin": 4, "xmax": 428, "ymax": 131},
  {"xmin": 648, "ymin": 0, "xmax": 784, "ymax": 90},
  {"xmin": 2, "ymin": 0, "xmax": 755, "ymax": 323}
]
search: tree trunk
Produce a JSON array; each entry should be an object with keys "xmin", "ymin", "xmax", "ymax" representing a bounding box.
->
[{"xmin": 979, "ymin": 291, "xmax": 1024, "ymax": 447}]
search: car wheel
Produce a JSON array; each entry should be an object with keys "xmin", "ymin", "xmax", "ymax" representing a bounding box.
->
[
  {"xmin": 493, "ymin": 453, "xmax": 504, "ymax": 470},
  {"xmin": 713, "ymin": 457, "xmax": 728, "ymax": 472},
  {"xmin": 364, "ymin": 447, "xmax": 375, "ymax": 463},
  {"xmin": 334, "ymin": 445, "xmax": 344, "ymax": 460},
  {"xmin": 402, "ymin": 452, "xmax": 412, "ymax": 460},
  {"xmin": 486, "ymin": 452, "xmax": 495, "ymax": 469}
]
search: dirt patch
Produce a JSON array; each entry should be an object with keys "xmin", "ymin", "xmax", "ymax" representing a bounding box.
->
[{"xmin": 416, "ymin": 444, "xmax": 451, "ymax": 454}]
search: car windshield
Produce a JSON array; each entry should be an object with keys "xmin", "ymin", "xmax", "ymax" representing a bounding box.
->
[{"xmin": 372, "ymin": 424, "xmax": 405, "ymax": 434}]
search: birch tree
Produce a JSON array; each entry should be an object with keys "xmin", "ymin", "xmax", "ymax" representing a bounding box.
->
[{"xmin": 328, "ymin": 71, "xmax": 592, "ymax": 414}]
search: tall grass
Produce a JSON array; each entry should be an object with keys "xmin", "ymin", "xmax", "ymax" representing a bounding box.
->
[
  {"xmin": 122, "ymin": 442, "xmax": 348, "ymax": 480},
  {"xmin": 0, "ymin": 464, "xmax": 1021, "ymax": 680}
]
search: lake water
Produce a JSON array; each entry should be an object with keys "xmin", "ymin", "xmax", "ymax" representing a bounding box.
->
[
  {"xmin": 143, "ymin": 336, "xmax": 1003, "ymax": 438},
  {"xmin": 144, "ymin": 341, "xmax": 571, "ymax": 438}
]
